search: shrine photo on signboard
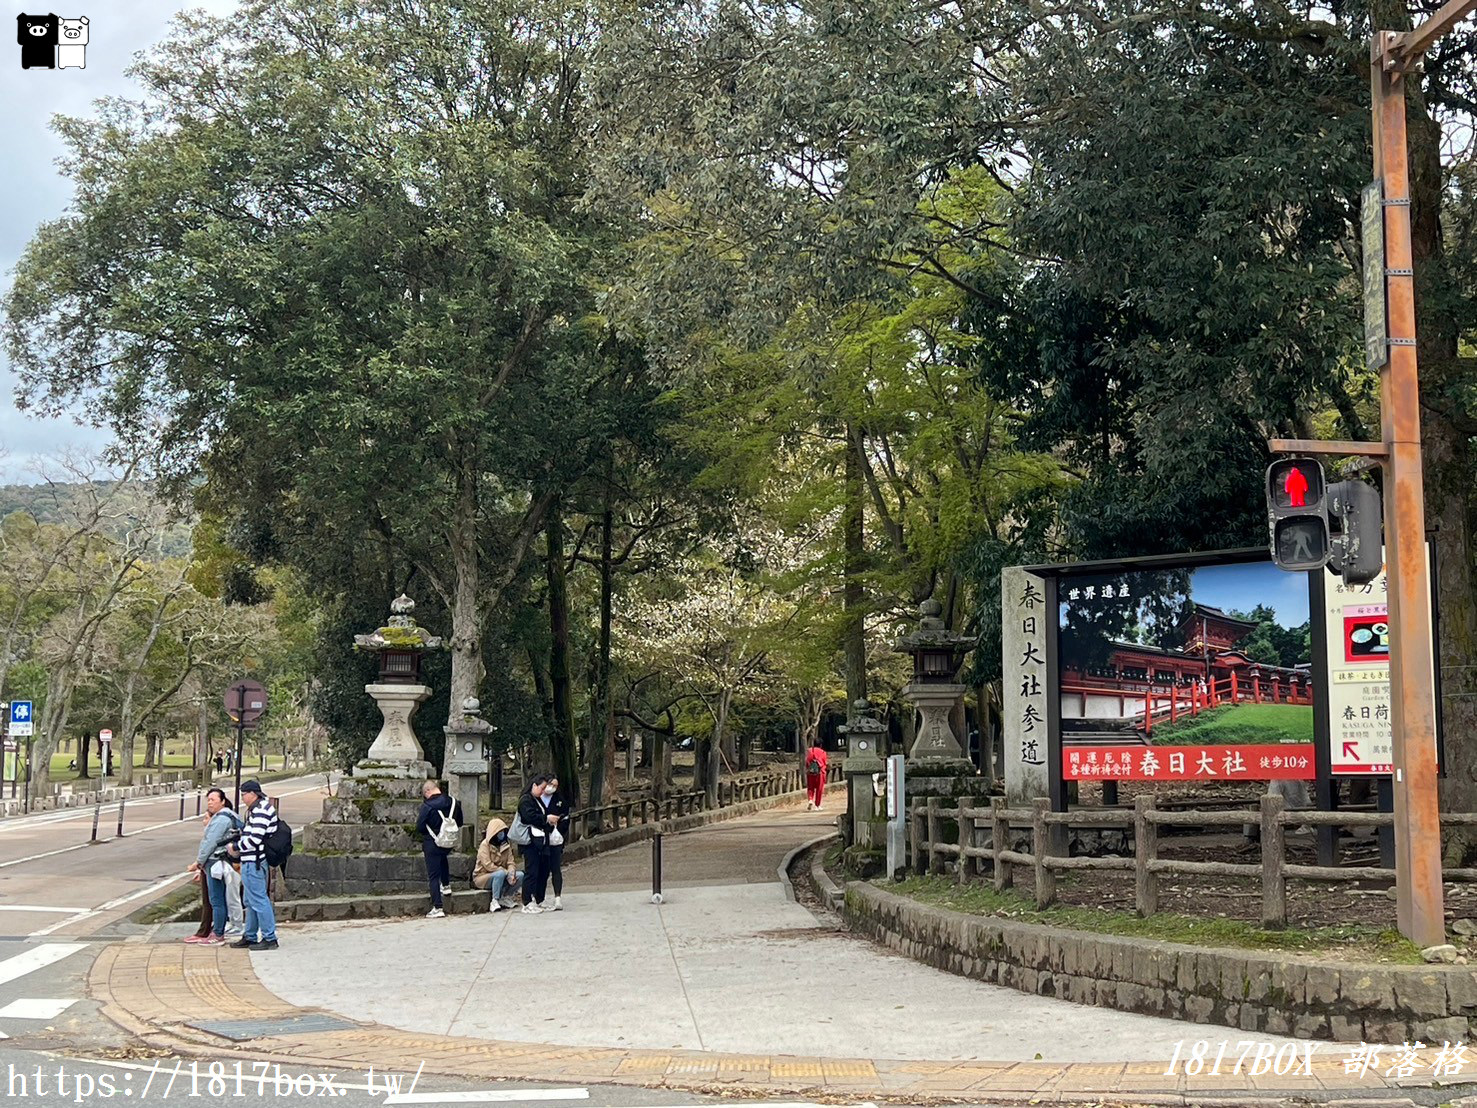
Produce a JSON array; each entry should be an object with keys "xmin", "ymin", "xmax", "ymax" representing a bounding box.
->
[{"xmin": 1058, "ymin": 560, "xmax": 1315, "ymax": 784}]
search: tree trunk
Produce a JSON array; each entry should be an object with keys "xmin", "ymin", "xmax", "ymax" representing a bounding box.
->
[
  {"xmin": 78, "ymin": 731, "xmax": 91, "ymax": 779},
  {"xmin": 706, "ymin": 689, "xmax": 731, "ymax": 806},
  {"xmin": 118, "ymin": 730, "xmax": 136, "ymax": 786},
  {"xmin": 544, "ymin": 496, "xmax": 580, "ymax": 808},
  {"xmin": 843, "ymin": 426, "xmax": 867, "ymax": 714},
  {"xmin": 445, "ymin": 455, "xmax": 484, "ymax": 770},
  {"xmin": 589, "ymin": 478, "xmax": 616, "ymax": 811}
]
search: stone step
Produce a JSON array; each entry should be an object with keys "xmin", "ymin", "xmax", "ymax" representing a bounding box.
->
[
  {"xmin": 303, "ymin": 823, "xmax": 419, "ymax": 854},
  {"xmin": 320, "ymin": 796, "xmax": 422, "ymax": 824},
  {"xmin": 286, "ymin": 851, "xmax": 473, "ymax": 899},
  {"xmin": 278, "ymin": 888, "xmax": 499, "ymax": 922}
]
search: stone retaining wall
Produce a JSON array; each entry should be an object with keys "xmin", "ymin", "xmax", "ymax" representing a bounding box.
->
[{"xmin": 841, "ymin": 879, "xmax": 1477, "ymax": 1043}]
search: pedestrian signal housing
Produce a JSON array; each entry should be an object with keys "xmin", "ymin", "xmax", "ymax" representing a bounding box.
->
[
  {"xmin": 1266, "ymin": 458, "xmax": 1330, "ymax": 571},
  {"xmin": 1327, "ymin": 478, "xmax": 1384, "ymax": 586}
]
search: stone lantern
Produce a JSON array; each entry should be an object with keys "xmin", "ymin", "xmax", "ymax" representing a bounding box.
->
[
  {"xmin": 443, "ymin": 697, "xmax": 494, "ymax": 849},
  {"xmin": 838, "ymin": 699, "xmax": 887, "ymax": 848},
  {"xmin": 353, "ymin": 594, "xmax": 442, "ymax": 776},
  {"xmin": 893, "ymin": 598, "xmax": 974, "ymax": 766}
]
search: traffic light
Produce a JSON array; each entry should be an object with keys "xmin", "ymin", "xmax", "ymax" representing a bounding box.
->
[
  {"xmin": 1327, "ymin": 478, "xmax": 1384, "ymax": 586},
  {"xmin": 1266, "ymin": 458, "xmax": 1330, "ymax": 571}
]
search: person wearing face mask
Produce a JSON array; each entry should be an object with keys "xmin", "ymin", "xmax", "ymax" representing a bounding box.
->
[
  {"xmin": 515, "ymin": 776, "xmax": 554, "ymax": 914},
  {"xmin": 472, "ymin": 818, "xmax": 524, "ymax": 911},
  {"xmin": 540, "ymin": 776, "xmax": 571, "ymax": 911}
]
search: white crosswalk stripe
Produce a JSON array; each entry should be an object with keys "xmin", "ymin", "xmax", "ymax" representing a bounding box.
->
[{"xmin": 0, "ymin": 998, "xmax": 77, "ymax": 1019}]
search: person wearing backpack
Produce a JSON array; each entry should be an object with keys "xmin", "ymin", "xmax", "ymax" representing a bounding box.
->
[
  {"xmin": 416, "ymin": 780, "xmax": 463, "ymax": 918},
  {"xmin": 227, "ymin": 780, "xmax": 279, "ymax": 950},
  {"xmin": 805, "ymin": 740, "xmax": 829, "ymax": 810}
]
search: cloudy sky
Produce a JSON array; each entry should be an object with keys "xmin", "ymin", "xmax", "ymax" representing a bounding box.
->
[{"xmin": 0, "ymin": 1, "xmax": 238, "ymax": 482}]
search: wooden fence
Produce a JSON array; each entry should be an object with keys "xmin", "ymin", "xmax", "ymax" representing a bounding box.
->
[
  {"xmin": 569, "ymin": 763, "xmax": 840, "ymax": 842},
  {"xmin": 911, "ymin": 794, "xmax": 1477, "ymax": 928}
]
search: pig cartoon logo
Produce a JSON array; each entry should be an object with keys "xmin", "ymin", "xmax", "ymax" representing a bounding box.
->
[
  {"xmin": 57, "ymin": 15, "xmax": 86, "ymax": 69},
  {"xmin": 17, "ymin": 13, "xmax": 58, "ymax": 69}
]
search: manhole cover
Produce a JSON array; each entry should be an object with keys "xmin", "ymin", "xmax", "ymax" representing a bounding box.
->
[{"xmin": 187, "ymin": 1014, "xmax": 359, "ymax": 1040}]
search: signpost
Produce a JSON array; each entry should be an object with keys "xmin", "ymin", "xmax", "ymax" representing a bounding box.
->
[
  {"xmin": 1266, "ymin": 0, "xmax": 1477, "ymax": 945},
  {"xmin": 885, "ymin": 754, "xmax": 906, "ymax": 880},
  {"xmin": 224, "ymin": 679, "xmax": 267, "ymax": 807},
  {"xmin": 99, "ymin": 728, "xmax": 113, "ymax": 776}
]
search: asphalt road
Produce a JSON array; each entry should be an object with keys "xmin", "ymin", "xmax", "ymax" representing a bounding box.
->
[{"xmin": 0, "ymin": 772, "xmax": 336, "ymax": 942}]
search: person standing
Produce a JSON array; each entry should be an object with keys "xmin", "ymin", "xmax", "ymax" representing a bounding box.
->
[
  {"xmin": 541, "ymin": 776, "xmax": 570, "ymax": 911},
  {"xmin": 416, "ymin": 779, "xmax": 463, "ymax": 918},
  {"xmin": 805, "ymin": 739, "xmax": 829, "ymax": 810},
  {"xmin": 228, "ymin": 780, "xmax": 279, "ymax": 950},
  {"xmin": 516, "ymin": 776, "xmax": 553, "ymax": 914},
  {"xmin": 471, "ymin": 818, "xmax": 523, "ymax": 911},
  {"xmin": 214, "ymin": 751, "xmax": 224, "ymax": 774},
  {"xmin": 188, "ymin": 788, "xmax": 240, "ymax": 946}
]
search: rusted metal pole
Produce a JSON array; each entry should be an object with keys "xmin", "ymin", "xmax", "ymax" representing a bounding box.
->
[{"xmin": 1371, "ymin": 30, "xmax": 1446, "ymax": 947}]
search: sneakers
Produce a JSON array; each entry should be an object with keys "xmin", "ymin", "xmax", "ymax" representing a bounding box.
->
[
  {"xmin": 229, "ymin": 938, "xmax": 254, "ymax": 949},
  {"xmin": 806, "ymin": 800, "xmax": 815, "ymax": 811},
  {"xmin": 489, "ymin": 901, "xmax": 503, "ymax": 912},
  {"xmin": 520, "ymin": 903, "xmax": 543, "ymax": 914},
  {"xmin": 498, "ymin": 896, "xmax": 518, "ymax": 909},
  {"xmin": 551, "ymin": 896, "xmax": 563, "ymax": 911},
  {"xmin": 202, "ymin": 934, "xmax": 226, "ymax": 946},
  {"xmin": 248, "ymin": 939, "xmax": 278, "ymax": 951},
  {"xmin": 439, "ymin": 885, "xmax": 452, "ymax": 896},
  {"xmin": 426, "ymin": 907, "xmax": 445, "ymax": 919},
  {"xmin": 184, "ymin": 933, "xmax": 211, "ymax": 944}
]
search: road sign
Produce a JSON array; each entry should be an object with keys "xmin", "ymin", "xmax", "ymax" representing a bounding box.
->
[
  {"xmin": 1362, "ymin": 180, "xmax": 1388, "ymax": 371},
  {"xmin": 9, "ymin": 701, "xmax": 32, "ymax": 737},
  {"xmin": 99, "ymin": 728, "xmax": 113, "ymax": 743},
  {"xmin": 224, "ymin": 680, "xmax": 268, "ymax": 723}
]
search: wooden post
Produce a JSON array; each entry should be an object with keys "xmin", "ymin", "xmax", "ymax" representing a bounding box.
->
[
  {"xmin": 957, "ymin": 803, "xmax": 971, "ymax": 885},
  {"xmin": 1134, "ymin": 794, "xmax": 1158, "ymax": 917},
  {"xmin": 1231, "ymin": 671, "xmax": 1239, "ymax": 703},
  {"xmin": 910, "ymin": 804, "xmax": 924, "ymax": 873},
  {"xmin": 1143, "ymin": 688, "xmax": 1152, "ymax": 735},
  {"xmin": 1170, "ymin": 688, "xmax": 1179, "ymax": 724},
  {"xmin": 1254, "ymin": 673, "xmax": 1262, "ymax": 703},
  {"xmin": 1032, "ymin": 797, "xmax": 1055, "ymax": 908},
  {"xmin": 991, "ymin": 796, "xmax": 1011, "ymax": 891},
  {"xmin": 926, "ymin": 797, "xmax": 942, "ymax": 875},
  {"xmin": 1261, "ymin": 793, "xmax": 1287, "ymax": 928}
]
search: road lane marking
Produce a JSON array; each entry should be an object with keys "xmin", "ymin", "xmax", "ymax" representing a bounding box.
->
[
  {"xmin": 30, "ymin": 873, "xmax": 190, "ymax": 937},
  {"xmin": 385, "ymin": 1091, "xmax": 589, "ymax": 1104},
  {"xmin": 0, "ymin": 943, "xmax": 88, "ymax": 987},
  {"xmin": 0, "ymin": 905, "xmax": 88, "ymax": 913},
  {"xmin": 0, "ymin": 998, "xmax": 76, "ymax": 1019}
]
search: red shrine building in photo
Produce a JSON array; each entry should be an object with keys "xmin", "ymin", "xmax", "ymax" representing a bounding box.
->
[{"xmin": 1060, "ymin": 603, "xmax": 1312, "ymax": 731}]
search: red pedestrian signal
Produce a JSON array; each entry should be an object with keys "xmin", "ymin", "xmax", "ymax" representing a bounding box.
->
[{"xmin": 1266, "ymin": 458, "xmax": 1330, "ymax": 571}]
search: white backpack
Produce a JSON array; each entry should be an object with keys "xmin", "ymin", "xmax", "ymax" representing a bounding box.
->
[{"xmin": 431, "ymin": 800, "xmax": 461, "ymax": 849}]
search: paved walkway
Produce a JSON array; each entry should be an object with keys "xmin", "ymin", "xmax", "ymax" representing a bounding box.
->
[{"xmin": 89, "ymin": 795, "xmax": 1435, "ymax": 1103}]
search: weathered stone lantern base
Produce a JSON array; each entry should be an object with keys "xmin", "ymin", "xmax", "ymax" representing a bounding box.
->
[{"xmin": 287, "ymin": 681, "xmax": 457, "ymax": 901}]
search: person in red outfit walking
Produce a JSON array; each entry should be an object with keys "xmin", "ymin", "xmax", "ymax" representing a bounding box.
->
[{"xmin": 804, "ymin": 740, "xmax": 829, "ymax": 810}]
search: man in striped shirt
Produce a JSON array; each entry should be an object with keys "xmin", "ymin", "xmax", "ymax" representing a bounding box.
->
[{"xmin": 227, "ymin": 780, "xmax": 279, "ymax": 950}]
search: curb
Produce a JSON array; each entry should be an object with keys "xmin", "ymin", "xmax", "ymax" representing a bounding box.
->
[
  {"xmin": 777, "ymin": 832, "xmax": 838, "ymax": 903},
  {"xmin": 809, "ymin": 842, "xmax": 846, "ymax": 911}
]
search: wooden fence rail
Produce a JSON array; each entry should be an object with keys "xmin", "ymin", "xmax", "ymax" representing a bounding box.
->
[
  {"xmin": 570, "ymin": 763, "xmax": 841, "ymax": 843},
  {"xmin": 911, "ymin": 794, "xmax": 1477, "ymax": 927}
]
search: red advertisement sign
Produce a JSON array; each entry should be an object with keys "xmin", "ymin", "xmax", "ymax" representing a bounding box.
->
[{"xmin": 1063, "ymin": 744, "xmax": 1314, "ymax": 781}]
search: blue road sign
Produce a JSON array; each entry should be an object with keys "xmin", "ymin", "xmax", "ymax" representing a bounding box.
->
[{"xmin": 9, "ymin": 701, "xmax": 33, "ymax": 736}]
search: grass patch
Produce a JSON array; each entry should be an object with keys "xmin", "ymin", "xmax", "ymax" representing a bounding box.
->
[
  {"xmin": 1149, "ymin": 703, "xmax": 1314, "ymax": 747},
  {"xmin": 135, "ymin": 883, "xmax": 200, "ymax": 925},
  {"xmin": 887, "ymin": 876, "xmax": 1424, "ymax": 964}
]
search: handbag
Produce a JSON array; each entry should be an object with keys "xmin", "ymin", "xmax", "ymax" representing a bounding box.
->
[
  {"xmin": 549, "ymin": 827, "xmax": 564, "ymax": 847},
  {"xmin": 508, "ymin": 813, "xmax": 532, "ymax": 846}
]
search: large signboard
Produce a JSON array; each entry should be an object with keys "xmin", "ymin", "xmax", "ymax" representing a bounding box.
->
[{"xmin": 1055, "ymin": 558, "xmax": 1315, "ymax": 783}]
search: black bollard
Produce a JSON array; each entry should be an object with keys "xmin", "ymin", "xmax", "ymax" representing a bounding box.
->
[
  {"xmin": 115, "ymin": 798, "xmax": 125, "ymax": 838},
  {"xmin": 90, "ymin": 802, "xmax": 100, "ymax": 843},
  {"xmin": 650, "ymin": 832, "xmax": 663, "ymax": 904}
]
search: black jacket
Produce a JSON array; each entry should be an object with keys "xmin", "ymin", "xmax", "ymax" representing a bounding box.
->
[
  {"xmin": 415, "ymin": 793, "xmax": 462, "ymax": 850},
  {"xmin": 516, "ymin": 790, "xmax": 549, "ymax": 847}
]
